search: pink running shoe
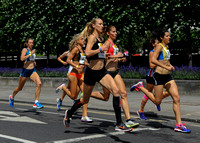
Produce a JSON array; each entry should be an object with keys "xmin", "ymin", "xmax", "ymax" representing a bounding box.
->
[
  {"xmin": 174, "ymin": 122, "xmax": 191, "ymax": 133},
  {"xmin": 130, "ymin": 81, "xmax": 143, "ymax": 91}
]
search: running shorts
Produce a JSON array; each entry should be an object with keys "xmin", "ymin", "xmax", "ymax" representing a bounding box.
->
[
  {"xmin": 84, "ymin": 67, "xmax": 107, "ymax": 86},
  {"xmin": 146, "ymin": 76, "xmax": 155, "ymax": 85},
  {"xmin": 106, "ymin": 70, "xmax": 119, "ymax": 79},
  {"xmin": 20, "ymin": 68, "xmax": 36, "ymax": 77},
  {"xmin": 153, "ymin": 72, "xmax": 173, "ymax": 85},
  {"xmin": 68, "ymin": 72, "xmax": 84, "ymax": 80}
]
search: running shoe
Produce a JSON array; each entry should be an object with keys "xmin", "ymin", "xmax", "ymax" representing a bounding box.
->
[
  {"xmin": 9, "ymin": 95, "xmax": 14, "ymax": 107},
  {"xmin": 79, "ymin": 92, "xmax": 83, "ymax": 99},
  {"xmin": 33, "ymin": 102, "xmax": 44, "ymax": 109},
  {"xmin": 56, "ymin": 83, "xmax": 65, "ymax": 93},
  {"xmin": 124, "ymin": 119, "xmax": 140, "ymax": 128},
  {"xmin": 174, "ymin": 123, "xmax": 191, "ymax": 133},
  {"xmin": 136, "ymin": 110, "xmax": 147, "ymax": 120},
  {"xmin": 81, "ymin": 116, "xmax": 93, "ymax": 123},
  {"xmin": 156, "ymin": 105, "xmax": 161, "ymax": 111},
  {"xmin": 130, "ymin": 81, "xmax": 143, "ymax": 91},
  {"xmin": 57, "ymin": 98, "xmax": 62, "ymax": 110},
  {"xmin": 73, "ymin": 100, "xmax": 76, "ymax": 104},
  {"xmin": 63, "ymin": 110, "xmax": 71, "ymax": 128},
  {"xmin": 115, "ymin": 123, "xmax": 133, "ymax": 132}
]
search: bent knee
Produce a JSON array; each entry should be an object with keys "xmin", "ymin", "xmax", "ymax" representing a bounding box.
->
[
  {"xmin": 71, "ymin": 96, "xmax": 77, "ymax": 100},
  {"xmin": 173, "ymin": 94, "xmax": 180, "ymax": 103},
  {"xmin": 112, "ymin": 88, "xmax": 120, "ymax": 97},
  {"xmin": 103, "ymin": 96, "xmax": 109, "ymax": 101},
  {"xmin": 36, "ymin": 82, "xmax": 42, "ymax": 87},
  {"xmin": 120, "ymin": 91, "xmax": 127, "ymax": 99},
  {"xmin": 155, "ymin": 100, "xmax": 162, "ymax": 105}
]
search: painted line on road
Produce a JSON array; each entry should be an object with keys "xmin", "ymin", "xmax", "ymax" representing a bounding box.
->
[
  {"xmin": 0, "ymin": 134, "xmax": 36, "ymax": 143},
  {"xmin": 1, "ymin": 101, "xmax": 167, "ymax": 123},
  {"xmin": 16, "ymin": 108, "xmax": 116, "ymax": 123},
  {"xmin": 50, "ymin": 127, "xmax": 160, "ymax": 143},
  {"xmin": 0, "ymin": 111, "xmax": 47, "ymax": 124}
]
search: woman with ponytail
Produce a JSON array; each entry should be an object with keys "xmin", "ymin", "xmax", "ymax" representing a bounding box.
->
[{"xmin": 63, "ymin": 18, "xmax": 138, "ymax": 131}]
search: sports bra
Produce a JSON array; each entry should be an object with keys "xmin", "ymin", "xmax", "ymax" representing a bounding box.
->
[
  {"xmin": 157, "ymin": 43, "xmax": 171, "ymax": 60},
  {"xmin": 87, "ymin": 37, "xmax": 105, "ymax": 61},
  {"xmin": 107, "ymin": 40, "xmax": 119, "ymax": 55},
  {"xmin": 25, "ymin": 48, "xmax": 36, "ymax": 61}
]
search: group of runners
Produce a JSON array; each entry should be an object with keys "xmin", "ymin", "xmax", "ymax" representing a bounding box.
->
[{"xmin": 8, "ymin": 17, "xmax": 191, "ymax": 133}]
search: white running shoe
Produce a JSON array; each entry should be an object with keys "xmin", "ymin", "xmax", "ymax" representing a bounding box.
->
[
  {"xmin": 81, "ymin": 116, "xmax": 93, "ymax": 123},
  {"xmin": 79, "ymin": 92, "xmax": 83, "ymax": 99},
  {"xmin": 56, "ymin": 83, "xmax": 65, "ymax": 93},
  {"xmin": 124, "ymin": 119, "xmax": 140, "ymax": 128}
]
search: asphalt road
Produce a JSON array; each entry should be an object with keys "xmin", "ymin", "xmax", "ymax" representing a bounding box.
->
[{"xmin": 0, "ymin": 101, "xmax": 200, "ymax": 143}]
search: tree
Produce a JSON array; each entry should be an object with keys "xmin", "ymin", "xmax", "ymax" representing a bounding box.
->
[{"xmin": 1, "ymin": 0, "xmax": 199, "ymax": 67}]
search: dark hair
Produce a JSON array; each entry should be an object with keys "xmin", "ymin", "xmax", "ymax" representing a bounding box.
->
[
  {"xmin": 24, "ymin": 38, "xmax": 33, "ymax": 47},
  {"xmin": 103, "ymin": 25, "xmax": 115, "ymax": 37},
  {"xmin": 150, "ymin": 30, "xmax": 157, "ymax": 44},
  {"xmin": 156, "ymin": 28, "xmax": 169, "ymax": 43}
]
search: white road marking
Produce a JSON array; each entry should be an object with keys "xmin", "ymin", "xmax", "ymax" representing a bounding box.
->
[
  {"xmin": 0, "ymin": 111, "xmax": 47, "ymax": 124},
  {"xmin": 50, "ymin": 128, "xmax": 160, "ymax": 143},
  {"xmin": 16, "ymin": 108, "xmax": 116, "ymax": 123},
  {"xmin": 0, "ymin": 134, "xmax": 36, "ymax": 143}
]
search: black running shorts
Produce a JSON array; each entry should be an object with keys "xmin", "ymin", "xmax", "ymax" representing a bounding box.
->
[
  {"xmin": 153, "ymin": 72, "xmax": 173, "ymax": 85},
  {"xmin": 84, "ymin": 67, "xmax": 107, "ymax": 86}
]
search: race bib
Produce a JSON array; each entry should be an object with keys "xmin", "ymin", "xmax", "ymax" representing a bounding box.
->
[
  {"xmin": 98, "ymin": 43, "xmax": 105, "ymax": 58},
  {"xmin": 29, "ymin": 53, "xmax": 36, "ymax": 61},
  {"xmin": 79, "ymin": 53, "xmax": 86, "ymax": 64},
  {"xmin": 113, "ymin": 45, "xmax": 119, "ymax": 55}
]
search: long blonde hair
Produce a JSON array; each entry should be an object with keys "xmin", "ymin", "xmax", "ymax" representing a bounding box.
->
[
  {"xmin": 69, "ymin": 34, "xmax": 83, "ymax": 52},
  {"xmin": 80, "ymin": 18, "xmax": 102, "ymax": 38}
]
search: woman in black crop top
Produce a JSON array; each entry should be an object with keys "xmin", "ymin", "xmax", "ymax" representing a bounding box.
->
[{"xmin": 63, "ymin": 18, "xmax": 138, "ymax": 131}]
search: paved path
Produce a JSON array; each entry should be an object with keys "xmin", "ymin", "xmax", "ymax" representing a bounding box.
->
[{"xmin": 1, "ymin": 85, "xmax": 200, "ymax": 123}]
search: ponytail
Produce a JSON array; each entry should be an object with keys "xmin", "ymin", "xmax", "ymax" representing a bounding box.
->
[{"xmin": 80, "ymin": 18, "xmax": 102, "ymax": 38}]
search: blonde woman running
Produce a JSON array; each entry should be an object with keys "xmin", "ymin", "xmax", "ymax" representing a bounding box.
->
[
  {"xmin": 56, "ymin": 34, "xmax": 92, "ymax": 122},
  {"xmin": 56, "ymin": 51, "xmax": 81, "ymax": 110},
  {"xmin": 63, "ymin": 18, "xmax": 139, "ymax": 132}
]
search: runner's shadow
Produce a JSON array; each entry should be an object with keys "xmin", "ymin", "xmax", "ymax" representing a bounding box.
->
[
  {"xmin": 22, "ymin": 108, "xmax": 42, "ymax": 115},
  {"xmin": 145, "ymin": 111, "xmax": 159, "ymax": 118},
  {"xmin": 146, "ymin": 121, "xmax": 174, "ymax": 130},
  {"xmin": 110, "ymin": 135, "xmax": 131, "ymax": 143}
]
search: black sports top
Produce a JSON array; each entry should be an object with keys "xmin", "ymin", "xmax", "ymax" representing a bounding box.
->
[{"xmin": 87, "ymin": 37, "xmax": 105, "ymax": 62}]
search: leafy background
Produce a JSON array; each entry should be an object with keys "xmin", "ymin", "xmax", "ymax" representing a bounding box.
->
[{"xmin": 1, "ymin": 0, "xmax": 199, "ymax": 57}]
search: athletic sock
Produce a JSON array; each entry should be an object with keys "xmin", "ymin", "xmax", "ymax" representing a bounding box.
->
[
  {"xmin": 139, "ymin": 95, "xmax": 149, "ymax": 112},
  {"xmin": 35, "ymin": 100, "xmax": 39, "ymax": 104},
  {"xmin": 126, "ymin": 119, "xmax": 131, "ymax": 122},
  {"xmin": 162, "ymin": 91, "xmax": 170, "ymax": 99},
  {"xmin": 113, "ymin": 96, "xmax": 122, "ymax": 125},
  {"xmin": 68, "ymin": 99, "xmax": 83, "ymax": 116}
]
